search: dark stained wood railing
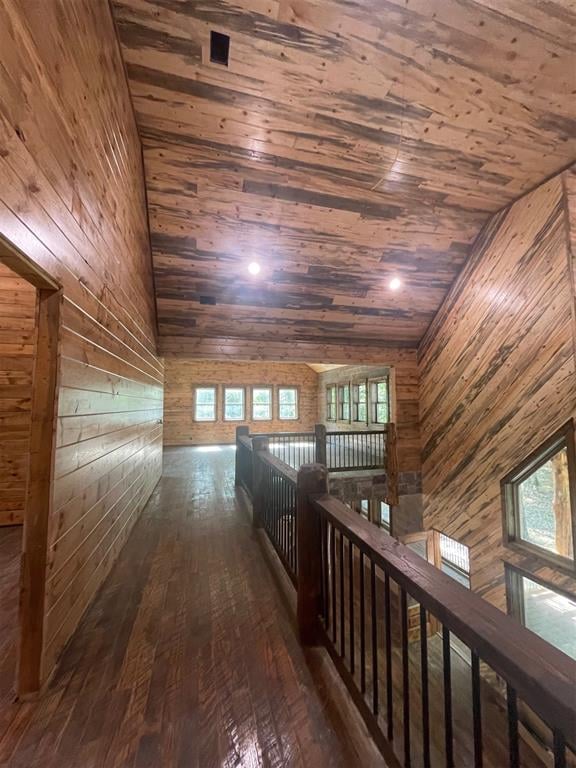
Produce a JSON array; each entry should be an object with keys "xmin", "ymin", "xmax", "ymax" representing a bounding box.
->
[
  {"xmin": 302, "ymin": 484, "xmax": 576, "ymax": 768},
  {"xmin": 236, "ymin": 440, "xmax": 576, "ymax": 768},
  {"xmin": 325, "ymin": 428, "xmax": 388, "ymax": 472},
  {"xmin": 234, "ymin": 427, "xmax": 254, "ymax": 498},
  {"xmin": 254, "ymin": 448, "xmax": 298, "ymax": 585}
]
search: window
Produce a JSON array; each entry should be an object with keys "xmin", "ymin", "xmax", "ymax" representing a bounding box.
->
[
  {"xmin": 252, "ymin": 387, "xmax": 272, "ymax": 420},
  {"xmin": 439, "ymin": 532, "xmax": 470, "ymax": 588},
  {"xmin": 278, "ymin": 387, "xmax": 298, "ymax": 420},
  {"xmin": 352, "ymin": 381, "xmax": 367, "ymax": 422},
  {"xmin": 338, "ymin": 384, "xmax": 350, "ymax": 421},
  {"xmin": 223, "ymin": 387, "xmax": 245, "ymax": 421},
  {"xmin": 380, "ymin": 502, "xmax": 391, "ymax": 532},
  {"xmin": 326, "ymin": 385, "xmax": 337, "ymax": 421},
  {"xmin": 194, "ymin": 386, "xmax": 216, "ymax": 421},
  {"xmin": 507, "ymin": 568, "xmax": 576, "ymax": 661},
  {"xmin": 359, "ymin": 499, "xmax": 370, "ymax": 519},
  {"xmin": 502, "ymin": 423, "xmax": 575, "ymax": 568},
  {"xmin": 371, "ymin": 378, "xmax": 389, "ymax": 424}
]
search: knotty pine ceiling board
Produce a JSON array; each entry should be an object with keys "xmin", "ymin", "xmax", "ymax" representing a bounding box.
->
[{"xmin": 113, "ymin": 0, "xmax": 576, "ymax": 349}]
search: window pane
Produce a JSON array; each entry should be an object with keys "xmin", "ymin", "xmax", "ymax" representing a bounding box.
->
[
  {"xmin": 253, "ymin": 388, "xmax": 271, "ymax": 404},
  {"xmin": 279, "ymin": 404, "xmax": 296, "ymax": 419},
  {"xmin": 252, "ymin": 388, "xmax": 271, "ymax": 420},
  {"xmin": 521, "ymin": 576, "xmax": 576, "ymax": 660},
  {"xmin": 225, "ymin": 388, "xmax": 243, "ymax": 404},
  {"xmin": 279, "ymin": 388, "xmax": 296, "ymax": 404},
  {"xmin": 279, "ymin": 388, "xmax": 297, "ymax": 419},
  {"xmin": 358, "ymin": 403, "xmax": 367, "ymax": 421},
  {"xmin": 253, "ymin": 403, "xmax": 270, "ymax": 420},
  {"xmin": 196, "ymin": 388, "xmax": 215, "ymax": 405},
  {"xmin": 195, "ymin": 404, "xmax": 215, "ymax": 421},
  {"xmin": 224, "ymin": 388, "xmax": 244, "ymax": 420},
  {"xmin": 376, "ymin": 403, "xmax": 388, "ymax": 423},
  {"xmin": 358, "ymin": 384, "xmax": 367, "ymax": 403},
  {"xmin": 360, "ymin": 499, "xmax": 369, "ymax": 518},
  {"xmin": 380, "ymin": 502, "xmax": 390, "ymax": 530},
  {"xmin": 195, "ymin": 388, "xmax": 215, "ymax": 420},
  {"xmin": 377, "ymin": 381, "xmax": 387, "ymax": 400},
  {"xmin": 517, "ymin": 446, "xmax": 573, "ymax": 559}
]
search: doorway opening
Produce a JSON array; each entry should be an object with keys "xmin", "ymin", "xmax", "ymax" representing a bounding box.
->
[{"xmin": 0, "ymin": 237, "xmax": 60, "ymax": 698}]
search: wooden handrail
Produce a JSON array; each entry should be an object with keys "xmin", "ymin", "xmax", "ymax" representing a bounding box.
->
[
  {"xmin": 257, "ymin": 446, "xmax": 299, "ymax": 485},
  {"xmin": 311, "ymin": 493, "xmax": 576, "ymax": 742}
]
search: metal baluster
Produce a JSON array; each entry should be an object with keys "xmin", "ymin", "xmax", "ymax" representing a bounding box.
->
[
  {"xmin": 471, "ymin": 651, "xmax": 483, "ymax": 768},
  {"xmin": 506, "ymin": 685, "xmax": 519, "ymax": 768},
  {"xmin": 349, "ymin": 539, "xmax": 355, "ymax": 674},
  {"xmin": 420, "ymin": 606, "xmax": 431, "ymax": 768},
  {"xmin": 371, "ymin": 560, "xmax": 378, "ymax": 715},
  {"xmin": 401, "ymin": 588, "xmax": 411, "ymax": 767},
  {"xmin": 443, "ymin": 627, "xmax": 454, "ymax": 768},
  {"xmin": 384, "ymin": 573, "xmax": 393, "ymax": 741},
  {"xmin": 339, "ymin": 530, "xmax": 345, "ymax": 658},
  {"xmin": 360, "ymin": 550, "xmax": 366, "ymax": 693},
  {"xmin": 322, "ymin": 516, "xmax": 328, "ymax": 629},
  {"xmin": 331, "ymin": 523, "xmax": 337, "ymax": 645},
  {"xmin": 553, "ymin": 730, "xmax": 566, "ymax": 768}
]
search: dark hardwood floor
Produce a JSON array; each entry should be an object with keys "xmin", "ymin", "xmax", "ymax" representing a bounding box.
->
[
  {"xmin": 0, "ymin": 527, "xmax": 20, "ymax": 711},
  {"xmin": 0, "ymin": 447, "xmax": 363, "ymax": 768}
]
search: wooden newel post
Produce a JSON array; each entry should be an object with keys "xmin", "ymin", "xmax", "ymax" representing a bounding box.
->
[
  {"xmin": 314, "ymin": 423, "xmax": 327, "ymax": 465},
  {"xmin": 234, "ymin": 425, "xmax": 250, "ymax": 486},
  {"xmin": 252, "ymin": 436, "xmax": 269, "ymax": 528},
  {"xmin": 297, "ymin": 463, "xmax": 329, "ymax": 646},
  {"xmin": 386, "ymin": 423, "xmax": 399, "ymax": 506}
]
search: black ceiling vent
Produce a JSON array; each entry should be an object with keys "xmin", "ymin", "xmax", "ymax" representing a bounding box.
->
[
  {"xmin": 210, "ymin": 31, "xmax": 230, "ymax": 66},
  {"xmin": 199, "ymin": 295, "xmax": 217, "ymax": 305}
]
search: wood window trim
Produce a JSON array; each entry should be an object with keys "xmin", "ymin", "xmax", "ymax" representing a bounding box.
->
[
  {"xmin": 501, "ymin": 421, "xmax": 576, "ymax": 574},
  {"xmin": 193, "ymin": 385, "xmax": 218, "ymax": 422},
  {"xmin": 277, "ymin": 385, "xmax": 299, "ymax": 421},
  {"xmin": 326, "ymin": 384, "xmax": 337, "ymax": 422},
  {"xmin": 223, "ymin": 385, "xmax": 246, "ymax": 422},
  {"xmin": 369, "ymin": 376, "xmax": 390, "ymax": 425},
  {"xmin": 352, "ymin": 380, "xmax": 368, "ymax": 424},
  {"xmin": 505, "ymin": 562, "xmax": 576, "ymax": 627},
  {"xmin": 337, "ymin": 383, "xmax": 351, "ymax": 423},
  {"xmin": 250, "ymin": 385, "xmax": 273, "ymax": 422}
]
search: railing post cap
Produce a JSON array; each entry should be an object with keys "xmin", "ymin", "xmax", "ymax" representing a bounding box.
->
[
  {"xmin": 297, "ymin": 463, "xmax": 329, "ymax": 491},
  {"xmin": 252, "ymin": 435, "xmax": 269, "ymax": 451}
]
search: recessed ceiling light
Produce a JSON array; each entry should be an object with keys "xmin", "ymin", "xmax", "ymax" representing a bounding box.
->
[
  {"xmin": 389, "ymin": 277, "xmax": 402, "ymax": 291},
  {"xmin": 248, "ymin": 261, "xmax": 261, "ymax": 275}
]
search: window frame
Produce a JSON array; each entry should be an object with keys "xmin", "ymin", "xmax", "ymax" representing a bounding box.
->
[
  {"xmin": 277, "ymin": 386, "xmax": 299, "ymax": 421},
  {"xmin": 223, "ymin": 386, "xmax": 246, "ymax": 422},
  {"xmin": 326, "ymin": 385, "xmax": 337, "ymax": 422},
  {"xmin": 370, "ymin": 377, "xmax": 390, "ymax": 425},
  {"xmin": 379, "ymin": 501, "xmax": 391, "ymax": 533},
  {"xmin": 352, "ymin": 380, "xmax": 368, "ymax": 423},
  {"xmin": 505, "ymin": 564, "xmax": 576, "ymax": 658},
  {"xmin": 337, "ymin": 383, "xmax": 351, "ymax": 422},
  {"xmin": 193, "ymin": 385, "xmax": 218, "ymax": 422},
  {"xmin": 251, "ymin": 385, "xmax": 273, "ymax": 422},
  {"xmin": 501, "ymin": 421, "xmax": 576, "ymax": 573}
]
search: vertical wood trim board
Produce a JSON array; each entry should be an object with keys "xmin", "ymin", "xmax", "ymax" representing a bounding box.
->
[
  {"xmin": 419, "ymin": 171, "xmax": 576, "ymax": 611},
  {"xmin": 0, "ymin": 262, "xmax": 37, "ymax": 525},
  {"xmin": 0, "ymin": 0, "xmax": 163, "ymax": 688}
]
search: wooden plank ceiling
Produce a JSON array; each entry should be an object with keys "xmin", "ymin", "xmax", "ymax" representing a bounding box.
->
[{"xmin": 112, "ymin": 0, "xmax": 576, "ymax": 351}]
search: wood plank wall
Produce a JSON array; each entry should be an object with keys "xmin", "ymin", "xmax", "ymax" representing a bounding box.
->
[
  {"xmin": 419, "ymin": 170, "xmax": 576, "ymax": 610},
  {"xmin": 164, "ymin": 360, "xmax": 318, "ymax": 445},
  {"xmin": 317, "ymin": 361, "xmax": 421, "ymax": 475},
  {"xmin": 0, "ymin": 262, "xmax": 37, "ymax": 525},
  {"xmin": 0, "ymin": 0, "xmax": 163, "ymax": 685}
]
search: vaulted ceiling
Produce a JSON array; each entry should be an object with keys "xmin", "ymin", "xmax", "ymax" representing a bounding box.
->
[{"xmin": 112, "ymin": 0, "xmax": 576, "ymax": 353}]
